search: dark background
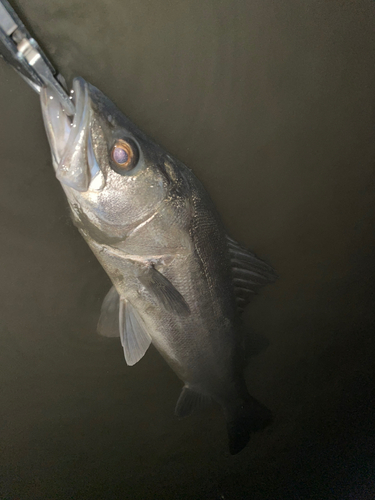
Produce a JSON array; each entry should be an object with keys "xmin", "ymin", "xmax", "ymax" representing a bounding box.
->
[{"xmin": 1, "ymin": 1, "xmax": 375, "ymax": 498}]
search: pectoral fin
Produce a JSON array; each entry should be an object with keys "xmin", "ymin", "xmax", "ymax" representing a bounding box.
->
[
  {"xmin": 119, "ymin": 299, "xmax": 152, "ymax": 366},
  {"xmin": 97, "ymin": 285, "xmax": 120, "ymax": 338},
  {"xmin": 139, "ymin": 267, "xmax": 190, "ymax": 316}
]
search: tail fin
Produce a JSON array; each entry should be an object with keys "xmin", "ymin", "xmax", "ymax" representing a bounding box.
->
[{"xmin": 226, "ymin": 397, "xmax": 273, "ymax": 455}]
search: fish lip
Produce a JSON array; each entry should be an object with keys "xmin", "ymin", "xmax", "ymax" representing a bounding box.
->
[
  {"xmin": 41, "ymin": 76, "xmax": 104, "ymax": 192},
  {"xmin": 41, "ymin": 76, "xmax": 89, "ymax": 168},
  {"xmin": 71, "ymin": 76, "xmax": 87, "ymax": 110}
]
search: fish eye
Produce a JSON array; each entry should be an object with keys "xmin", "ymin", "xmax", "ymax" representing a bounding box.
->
[{"xmin": 111, "ymin": 139, "xmax": 138, "ymax": 172}]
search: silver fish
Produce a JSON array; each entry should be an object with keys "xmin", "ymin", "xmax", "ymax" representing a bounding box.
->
[{"xmin": 40, "ymin": 77, "xmax": 277, "ymax": 454}]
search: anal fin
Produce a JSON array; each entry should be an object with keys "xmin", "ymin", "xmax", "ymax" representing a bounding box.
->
[{"xmin": 175, "ymin": 386, "xmax": 210, "ymax": 417}]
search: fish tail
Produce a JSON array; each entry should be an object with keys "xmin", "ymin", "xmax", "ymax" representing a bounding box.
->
[{"xmin": 225, "ymin": 396, "xmax": 273, "ymax": 455}]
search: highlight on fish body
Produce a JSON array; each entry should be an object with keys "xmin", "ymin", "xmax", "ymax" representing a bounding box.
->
[{"xmin": 39, "ymin": 76, "xmax": 278, "ymax": 455}]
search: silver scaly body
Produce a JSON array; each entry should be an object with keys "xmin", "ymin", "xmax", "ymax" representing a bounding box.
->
[{"xmin": 41, "ymin": 77, "xmax": 277, "ymax": 454}]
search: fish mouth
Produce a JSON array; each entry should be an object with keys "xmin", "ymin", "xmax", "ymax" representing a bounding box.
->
[{"xmin": 41, "ymin": 77, "xmax": 104, "ymax": 192}]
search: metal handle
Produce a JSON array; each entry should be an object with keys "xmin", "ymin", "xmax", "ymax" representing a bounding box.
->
[{"xmin": 0, "ymin": 0, "xmax": 75, "ymax": 115}]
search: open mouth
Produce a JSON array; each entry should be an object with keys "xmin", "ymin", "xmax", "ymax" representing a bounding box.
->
[{"xmin": 41, "ymin": 77, "xmax": 104, "ymax": 192}]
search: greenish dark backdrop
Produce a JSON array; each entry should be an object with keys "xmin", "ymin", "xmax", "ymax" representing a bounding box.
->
[{"xmin": 1, "ymin": 1, "xmax": 374, "ymax": 498}]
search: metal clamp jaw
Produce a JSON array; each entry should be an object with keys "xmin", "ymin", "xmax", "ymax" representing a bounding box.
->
[{"xmin": 0, "ymin": 0, "xmax": 74, "ymax": 115}]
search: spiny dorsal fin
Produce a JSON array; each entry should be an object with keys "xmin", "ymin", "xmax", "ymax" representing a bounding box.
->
[{"xmin": 227, "ymin": 235, "xmax": 278, "ymax": 314}]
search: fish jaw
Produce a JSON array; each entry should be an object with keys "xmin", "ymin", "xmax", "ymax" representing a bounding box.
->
[{"xmin": 41, "ymin": 77, "xmax": 104, "ymax": 192}]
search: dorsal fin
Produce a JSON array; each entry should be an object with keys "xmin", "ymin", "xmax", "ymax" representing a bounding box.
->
[{"xmin": 227, "ymin": 236, "xmax": 278, "ymax": 313}]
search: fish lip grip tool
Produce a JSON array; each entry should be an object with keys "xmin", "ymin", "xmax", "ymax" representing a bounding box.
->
[{"xmin": 0, "ymin": 0, "xmax": 75, "ymax": 115}]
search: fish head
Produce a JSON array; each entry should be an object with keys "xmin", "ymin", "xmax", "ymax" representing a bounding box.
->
[{"xmin": 41, "ymin": 77, "xmax": 171, "ymax": 238}]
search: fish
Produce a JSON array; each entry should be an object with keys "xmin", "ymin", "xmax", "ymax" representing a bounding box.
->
[{"xmin": 40, "ymin": 77, "xmax": 278, "ymax": 454}]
